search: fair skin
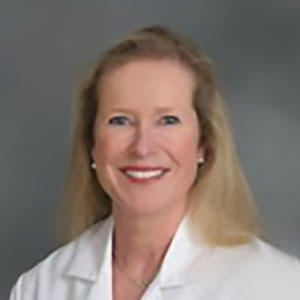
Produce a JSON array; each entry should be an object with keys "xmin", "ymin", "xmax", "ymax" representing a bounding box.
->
[{"xmin": 92, "ymin": 58, "xmax": 204, "ymax": 299}]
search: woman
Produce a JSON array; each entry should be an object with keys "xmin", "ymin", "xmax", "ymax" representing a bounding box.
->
[{"xmin": 10, "ymin": 25, "xmax": 300, "ymax": 300}]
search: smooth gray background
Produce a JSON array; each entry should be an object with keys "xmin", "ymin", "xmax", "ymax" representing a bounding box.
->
[{"xmin": 1, "ymin": 0, "xmax": 299, "ymax": 298}]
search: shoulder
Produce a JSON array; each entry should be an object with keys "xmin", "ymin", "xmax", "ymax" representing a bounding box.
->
[
  {"xmin": 218, "ymin": 238, "xmax": 300, "ymax": 299},
  {"xmin": 23, "ymin": 221, "xmax": 101, "ymax": 277},
  {"xmin": 239, "ymin": 238, "xmax": 300, "ymax": 276},
  {"xmin": 10, "ymin": 218, "xmax": 110, "ymax": 300}
]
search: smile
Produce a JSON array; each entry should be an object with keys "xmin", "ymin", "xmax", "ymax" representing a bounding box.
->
[
  {"xmin": 125, "ymin": 169, "xmax": 164, "ymax": 179},
  {"xmin": 120, "ymin": 167, "xmax": 169, "ymax": 182}
]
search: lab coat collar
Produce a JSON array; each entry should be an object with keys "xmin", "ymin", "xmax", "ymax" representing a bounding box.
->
[
  {"xmin": 65, "ymin": 216, "xmax": 114, "ymax": 282},
  {"xmin": 65, "ymin": 215, "xmax": 208, "ymax": 287},
  {"xmin": 157, "ymin": 215, "xmax": 208, "ymax": 287}
]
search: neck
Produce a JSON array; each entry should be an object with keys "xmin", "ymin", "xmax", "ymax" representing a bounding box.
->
[{"xmin": 112, "ymin": 205, "xmax": 187, "ymax": 269}]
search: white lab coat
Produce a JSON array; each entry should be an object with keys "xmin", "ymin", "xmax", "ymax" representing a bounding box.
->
[{"xmin": 10, "ymin": 216, "xmax": 300, "ymax": 300}]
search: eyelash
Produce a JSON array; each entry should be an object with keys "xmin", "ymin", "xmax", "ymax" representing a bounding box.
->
[
  {"xmin": 108, "ymin": 116, "xmax": 131, "ymax": 126},
  {"xmin": 107, "ymin": 115, "xmax": 181, "ymax": 126},
  {"xmin": 159, "ymin": 115, "xmax": 181, "ymax": 125}
]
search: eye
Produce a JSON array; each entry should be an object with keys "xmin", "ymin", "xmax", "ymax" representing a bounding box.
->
[
  {"xmin": 159, "ymin": 115, "xmax": 181, "ymax": 125},
  {"xmin": 108, "ymin": 115, "xmax": 131, "ymax": 126}
]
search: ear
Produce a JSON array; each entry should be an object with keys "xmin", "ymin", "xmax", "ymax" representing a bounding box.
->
[
  {"xmin": 91, "ymin": 139, "xmax": 97, "ymax": 162},
  {"xmin": 197, "ymin": 144, "xmax": 205, "ymax": 161},
  {"xmin": 91, "ymin": 146, "xmax": 96, "ymax": 162}
]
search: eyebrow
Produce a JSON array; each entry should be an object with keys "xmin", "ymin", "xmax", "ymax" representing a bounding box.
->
[
  {"xmin": 104, "ymin": 107, "xmax": 176, "ymax": 114},
  {"xmin": 154, "ymin": 107, "xmax": 176, "ymax": 114}
]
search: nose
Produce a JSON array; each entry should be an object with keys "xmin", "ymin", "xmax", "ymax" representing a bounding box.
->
[{"xmin": 130, "ymin": 123, "xmax": 155, "ymax": 158}]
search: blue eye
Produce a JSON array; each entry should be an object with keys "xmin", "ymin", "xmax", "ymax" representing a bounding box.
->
[
  {"xmin": 160, "ymin": 115, "xmax": 181, "ymax": 125},
  {"xmin": 108, "ymin": 116, "xmax": 131, "ymax": 126}
]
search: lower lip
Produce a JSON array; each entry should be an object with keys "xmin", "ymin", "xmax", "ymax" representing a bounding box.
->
[{"xmin": 121, "ymin": 171, "xmax": 166, "ymax": 184}]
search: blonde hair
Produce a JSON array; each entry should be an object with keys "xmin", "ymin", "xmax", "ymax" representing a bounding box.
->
[{"xmin": 57, "ymin": 25, "xmax": 261, "ymax": 245}]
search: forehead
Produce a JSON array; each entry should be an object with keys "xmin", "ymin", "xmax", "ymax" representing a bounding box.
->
[{"xmin": 97, "ymin": 59, "xmax": 196, "ymax": 112}]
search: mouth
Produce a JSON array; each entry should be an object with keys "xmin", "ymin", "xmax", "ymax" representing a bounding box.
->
[{"xmin": 119, "ymin": 166, "xmax": 170, "ymax": 182}]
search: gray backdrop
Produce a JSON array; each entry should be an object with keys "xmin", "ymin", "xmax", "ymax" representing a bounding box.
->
[{"xmin": 1, "ymin": 0, "xmax": 299, "ymax": 298}]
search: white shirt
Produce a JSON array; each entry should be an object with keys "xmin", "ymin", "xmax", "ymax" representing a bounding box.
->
[{"xmin": 10, "ymin": 216, "xmax": 300, "ymax": 299}]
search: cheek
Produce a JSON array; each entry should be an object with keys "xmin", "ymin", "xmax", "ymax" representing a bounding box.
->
[
  {"xmin": 92, "ymin": 135, "xmax": 120, "ymax": 196},
  {"xmin": 92, "ymin": 130, "xmax": 131, "ymax": 166},
  {"xmin": 93, "ymin": 136, "xmax": 117, "ymax": 166},
  {"xmin": 179, "ymin": 134, "xmax": 198, "ymax": 155},
  {"xmin": 168, "ymin": 130, "xmax": 200, "ymax": 179},
  {"xmin": 164, "ymin": 128, "xmax": 200, "ymax": 162}
]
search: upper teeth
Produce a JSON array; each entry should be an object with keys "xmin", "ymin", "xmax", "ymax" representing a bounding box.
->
[{"xmin": 125, "ymin": 170, "xmax": 164, "ymax": 179}]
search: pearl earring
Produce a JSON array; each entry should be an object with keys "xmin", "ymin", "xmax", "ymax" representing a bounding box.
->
[
  {"xmin": 198, "ymin": 157, "xmax": 204, "ymax": 164},
  {"xmin": 91, "ymin": 162, "xmax": 97, "ymax": 170}
]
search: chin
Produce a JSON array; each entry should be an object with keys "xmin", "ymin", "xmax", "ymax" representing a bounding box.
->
[
  {"xmin": 118, "ymin": 200, "xmax": 163, "ymax": 217},
  {"xmin": 113, "ymin": 193, "xmax": 183, "ymax": 219}
]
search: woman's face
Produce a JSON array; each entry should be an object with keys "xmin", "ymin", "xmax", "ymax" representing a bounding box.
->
[{"xmin": 92, "ymin": 59, "xmax": 204, "ymax": 218}]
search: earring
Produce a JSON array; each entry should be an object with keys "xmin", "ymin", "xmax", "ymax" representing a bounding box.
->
[
  {"xmin": 197, "ymin": 157, "xmax": 204, "ymax": 164},
  {"xmin": 91, "ymin": 162, "xmax": 97, "ymax": 170}
]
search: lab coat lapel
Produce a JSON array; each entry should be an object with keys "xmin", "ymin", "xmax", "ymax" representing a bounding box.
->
[
  {"xmin": 65, "ymin": 216, "xmax": 114, "ymax": 300},
  {"xmin": 140, "ymin": 216, "xmax": 210, "ymax": 299},
  {"xmin": 158, "ymin": 216, "xmax": 258, "ymax": 297},
  {"xmin": 158, "ymin": 215, "xmax": 208, "ymax": 288}
]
